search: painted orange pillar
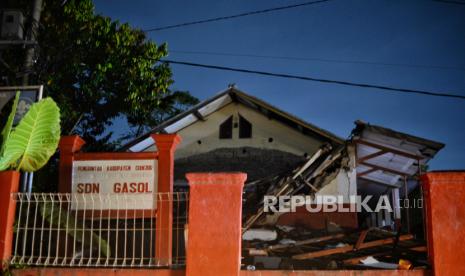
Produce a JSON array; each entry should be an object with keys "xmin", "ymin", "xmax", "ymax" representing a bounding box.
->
[
  {"xmin": 422, "ymin": 172, "xmax": 465, "ymax": 276},
  {"xmin": 0, "ymin": 171, "xmax": 20, "ymax": 270},
  {"xmin": 58, "ymin": 135, "xmax": 86, "ymax": 193},
  {"xmin": 153, "ymin": 134, "xmax": 181, "ymax": 266},
  {"xmin": 186, "ymin": 172, "xmax": 246, "ymax": 276}
]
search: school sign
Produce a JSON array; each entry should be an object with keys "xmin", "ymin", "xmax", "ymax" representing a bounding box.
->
[{"xmin": 71, "ymin": 159, "xmax": 157, "ymax": 210}]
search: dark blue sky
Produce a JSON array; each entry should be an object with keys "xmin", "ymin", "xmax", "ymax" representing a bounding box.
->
[{"xmin": 94, "ymin": 0, "xmax": 465, "ymax": 170}]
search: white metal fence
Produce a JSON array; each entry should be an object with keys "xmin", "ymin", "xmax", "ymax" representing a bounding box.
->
[{"xmin": 11, "ymin": 193, "xmax": 188, "ymax": 268}]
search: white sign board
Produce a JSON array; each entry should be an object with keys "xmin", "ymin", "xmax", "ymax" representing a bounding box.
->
[{"xmin": 71, "ymin": 159, "xmax": 157, "ymax": 210}]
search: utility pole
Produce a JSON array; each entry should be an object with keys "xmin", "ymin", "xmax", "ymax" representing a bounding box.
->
[
  {"xmin": 21, "ymin": 0, "xmax": 43, "ymax": 193},
  {"xmin": 21, "ymin": 0, "xmax": 43, "ymax": 85}
]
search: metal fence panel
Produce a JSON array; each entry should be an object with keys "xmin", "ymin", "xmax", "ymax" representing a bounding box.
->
[{"xmin": 11, "ymin": 193, "xmax": 188, "ymax": 268}]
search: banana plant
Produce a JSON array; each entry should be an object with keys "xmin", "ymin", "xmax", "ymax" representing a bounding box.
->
[
  {"xmin": 0, "ymin": 94, "xmax": 61, "ymax": 172},
  {"xmin": 0, "ymin": 94, "xmax": 110, "ymax": 258}
]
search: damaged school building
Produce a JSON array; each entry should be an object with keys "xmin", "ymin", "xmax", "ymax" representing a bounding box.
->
[{"xmin": 122, "ymin": 86, "xmax": 444, "ymax": 270}]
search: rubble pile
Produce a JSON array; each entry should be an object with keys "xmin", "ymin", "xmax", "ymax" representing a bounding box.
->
[
  {"xmin": 240, "ymin": 143, "xmax": 428, "ymax": 270},
  {"xmin": 242, "ymin": 225, "xmax": 427, "ymax": 270}
]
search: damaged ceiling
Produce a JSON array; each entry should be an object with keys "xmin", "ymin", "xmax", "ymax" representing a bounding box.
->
[{"xmin": 352, "ymin": 120, "xmax": 444, "ymax": 194}]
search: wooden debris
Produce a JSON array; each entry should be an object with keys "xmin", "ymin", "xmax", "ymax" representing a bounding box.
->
[
  {"xmin": 292, "ymin": 234, "xmax": 413, "ymax": 260},
  {"xmin": 243, "ymin": 145, "xmax": 334, "ymax": 232},
  {"xmin": 248, "ymin": 248, "xmax": 268, "ymax": 256}
]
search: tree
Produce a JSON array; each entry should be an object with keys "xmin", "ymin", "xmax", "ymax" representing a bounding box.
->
[
  {"xmin": 0, "ymin": 0, "xmax": 198, "ymax": 151},
  {"xmin": 0, "ymin": 0, "xmax": 198, "ymax": 191}
]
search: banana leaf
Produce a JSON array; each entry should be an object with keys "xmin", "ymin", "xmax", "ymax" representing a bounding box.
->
[{"xmin": 0, "ymin": 98, "xmax": 60, "ymax": 171}]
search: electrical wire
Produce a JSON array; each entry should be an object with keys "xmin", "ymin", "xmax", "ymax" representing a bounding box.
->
[
  {"xmin": 433, "ymin": 0, "xmax": 465, "ymax": 5},
  {"xmin": 170, "ymin": 50, "xmax": 465, "ymax": 72},
  {"xmin": 160, "ymin": 59, "xmax": 465, "ymax": 100},
  {"xmin": 143, "ymin": 0, "xmax": 331, "ymax": 32}
]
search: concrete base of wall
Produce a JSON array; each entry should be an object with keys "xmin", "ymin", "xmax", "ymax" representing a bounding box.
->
[
  {"xmin": 11, "ymin": 268, "xmax": 184, "ymax": 276},
  {"xmin": 12, "ymin": 268, "xmax": 429, "ymax": 276}
]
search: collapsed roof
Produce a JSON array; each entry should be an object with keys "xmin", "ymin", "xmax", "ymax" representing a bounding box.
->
[{"xmin": 351, "ymin": 120, "xmax": 444, "ymax": 192}]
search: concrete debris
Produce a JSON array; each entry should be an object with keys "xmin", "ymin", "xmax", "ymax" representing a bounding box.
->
[
  {"xmin": 276, "ymin": 225, "xmax": 294, "ymax": 233},
  {"xmin": 278, "ymin": 239, "xmax": 296, "ymax": 245},
  {"xmin": 325, "ymin": 242, "xmax": 349, "ymax": 249},
  {"xmin": 243, "ymin": 229, "xmax": 278, "ymax": 241},
  {"xmin": 242, "ymin": 227, "xmax": 426, "ymax": 270},
  {"xmin": 360, "ymin": 256, "xmax": 399, "ymax": 269},
  {"xmin": 360, "ymin": 256, "xmax": 379, "ymax": 265}
]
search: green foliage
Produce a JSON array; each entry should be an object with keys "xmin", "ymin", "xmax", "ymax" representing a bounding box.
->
[
  {"xmin": 0, "ymin": 98, "xmax": 61, "ymax": 172},
  {"xmin": 0, "ymin": 0, "xmax": 198, "ymax": 150},
  {"xmin": 0, "ymin": 92, "xmax": 20, "ymax": 156}
]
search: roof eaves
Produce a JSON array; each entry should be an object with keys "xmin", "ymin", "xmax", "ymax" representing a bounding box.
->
[
  {"xmin": 119, "ymin": 88, "xmax": 234, "ymax": 151},
  {"xmin": 354, "ymin": 120, "xmax": 445, "ymax": 151}
]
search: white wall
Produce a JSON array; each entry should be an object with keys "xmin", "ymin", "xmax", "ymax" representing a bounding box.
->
[
  {"xmin": 316, "ymin": 168, "xmax": 357, "ymax": 203},
  {"xmin": 145, "ymin": 102, "xmax": 325, "ymax": 159},
  {"xmin": 144, "ymin": 102, "xmax": 357, "ymax": 199}
]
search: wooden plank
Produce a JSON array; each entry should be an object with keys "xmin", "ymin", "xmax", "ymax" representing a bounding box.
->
[
  {"xmin": 358, "ymin": 234, "xmax": 413, "ymax": 250},
  {"xmin": 409, "ymin": 245, "xmax": 427, "ymax": 252},
  {"xmin": 354, "ymin": 229, "xmax": 369, "ymax": 250},
  {"xmin": 293, "ymin": 244, "xmax": 354, "ymax": 260},
  {"xmin": 292, "ymin": 234, "xmax": 413, "ymax": 260},
  {"xmin": 357, "ymin": 168, "xmax": 378, "ymax": 177},
  {"xmin": 355, "ymin": 139, "xmax": 422, "ymax": 160},
  {"xmin": 292, "ymin": 147, "xmax": 328, "ymax": 180},
  {"xmin": 343, "ymin": 244, "xmax": 426, "ymax": 265},
  {"xmin": 360, "ymin": 161, "xmax": 410, "ymax": 177},
  {"xmin": 243, "ymin": 147, "xmax": 329, "ymax": 232},
  {"xmin": 301, "ymin": 176, "xmax": 319, "ymax": 193},
  {"xmin": 358, "ymin": 150, "xmax": 387, "ymax": 163},
  {"xmin": 248, "ymin": 248, "xmax": 268, "ymax": 256},
  {"xmin": 342, "ymin": 251, "xmax": 389, "ymax": 265}
]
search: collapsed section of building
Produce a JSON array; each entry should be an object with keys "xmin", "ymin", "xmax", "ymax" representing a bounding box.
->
[{"xmin": 122, "ymin": 87, "xmax": 444, "ymax": 270}]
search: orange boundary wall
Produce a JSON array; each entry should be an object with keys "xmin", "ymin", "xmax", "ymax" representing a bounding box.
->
[
  {"xmin": 422, "ymin": 172, "xmax": 465, "ymax": 276},
  {"xmin": 0, "ymin": 171, "xmax": 20, "ymax": 269},
  {"xmin": 8, "ymin": 164, "xmax": 465, "ymax": 276},
  {"xmin": 58, "ymin": 134, "xmax": 181, "ymax": 265},
  {"xmin": 11, "ymin": 268, "xmax": 429, "ymax": 276},
  {"xmin": 186, "ymin": 173, "xmax": 247, "ymax": 276}
]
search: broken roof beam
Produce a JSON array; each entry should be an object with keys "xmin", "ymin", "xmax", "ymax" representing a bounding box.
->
[
  {"xmin": 360, "ymin": 161, "xmax": 410, "ymax": 177},
  {"xmin": 355, "ymin": 139, "xmax": 423, "ymax": 161},
  {"xmin": 292, "ymin": 145, "xmax": 331, "ymax": 180},
  {"xmin": 357, "ymin": 168, "xmax": 379, "ymax": 178},
  {"xmin": 291, "ymin": 149, "xmax": 343, "ymax": 195},
  {"xmin": 342, "ymin": 246, "xmax": 425, "ymax": 265},
  {"xmin": 292, "ymin": 234, "xmax": 413, "ymax": 260},
  {"xmin": 243, "ymin": 146, "xmax": 329, "ymax": 232},
  {"xmin": 357, "ymin": 150, "xmax": 388, "ymax": 164}
]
